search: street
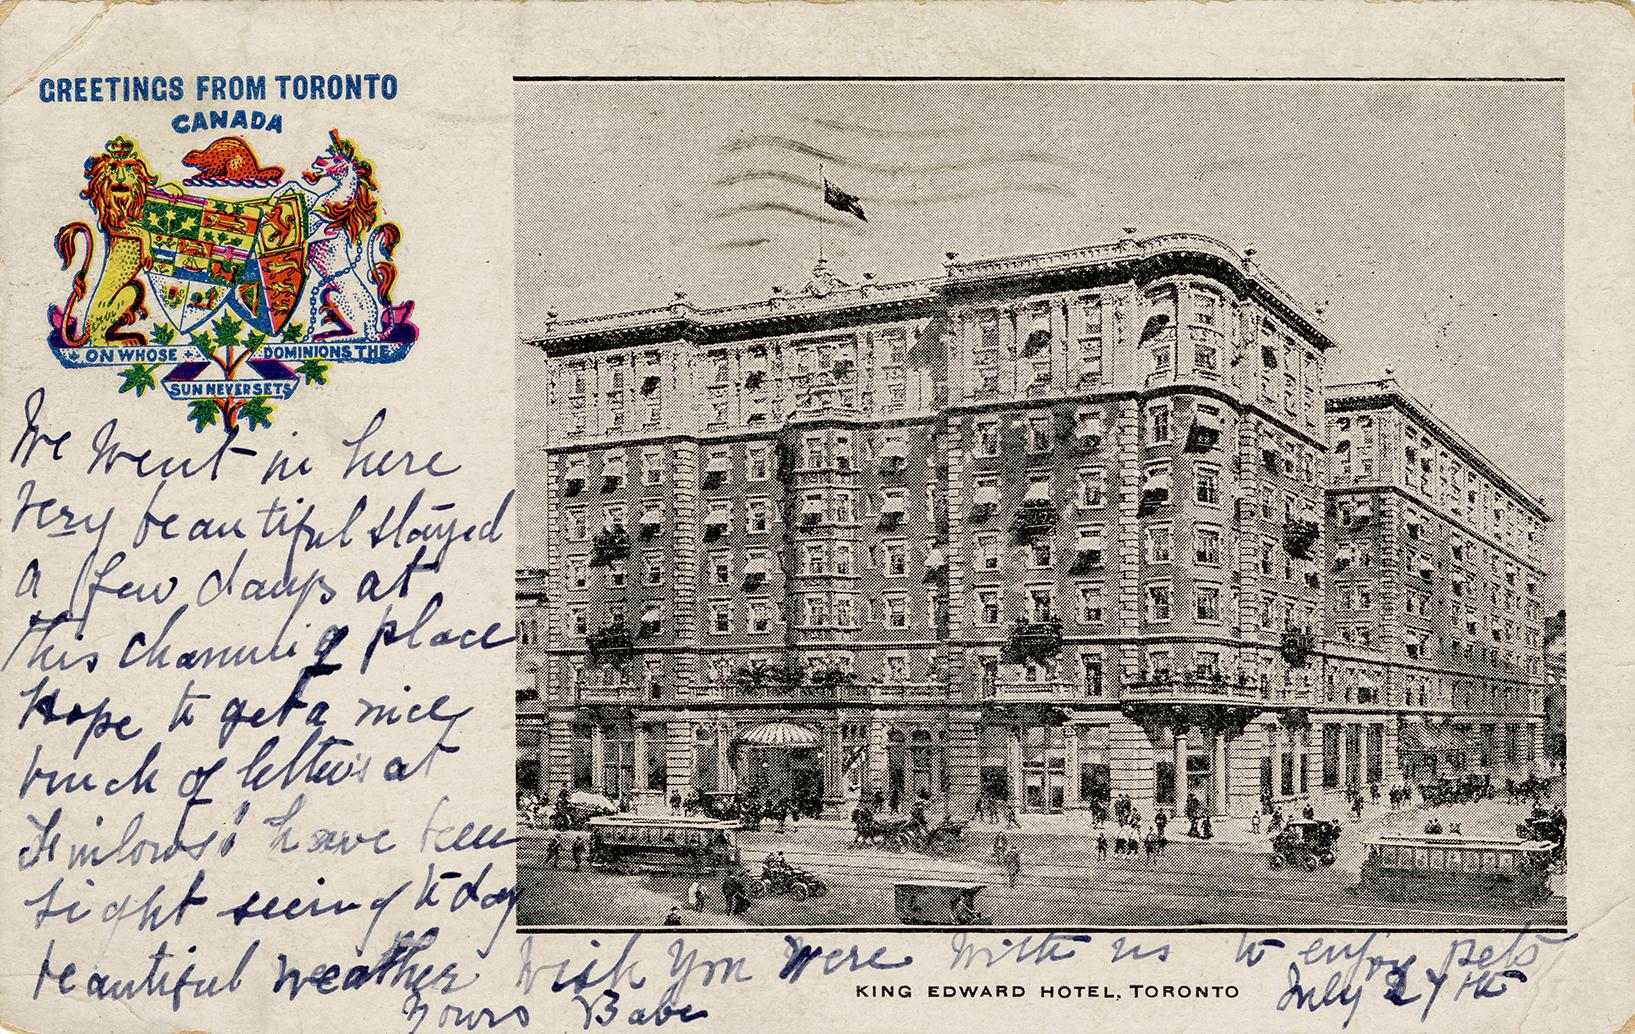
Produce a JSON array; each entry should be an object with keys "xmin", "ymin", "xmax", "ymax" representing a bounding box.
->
[{"xmin": 517, "ymin": 783, "xmax": 1567, "ymax": 930}]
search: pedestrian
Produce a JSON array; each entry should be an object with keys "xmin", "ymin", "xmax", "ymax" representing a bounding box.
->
[
  {"xmin": 889, "ymin": 790, "xmax": 901, "ymax": 814},
  {"xmin": 1003, "ymin": 848, "xmax": 1022, "ymax": 888},
  {"xmin": 1096, "ymin": 832, "xmax": 1108, "ymax": 859},
  {"xmin": 721, "ymin": 873, "xmax": 745, "ymax": 915},
  {"xmin": 1186, "ymin": 793, "xmax": 1202, "ymax": 838},
  {"xmin": 872, "ymin": 790, "xmax": 885, "ymax": 813},
  {"xmin": 1201, "ymin": 815, "xmax": 1213, "ymax": 840},
  {"xmin": 543, "ymin": 832, "xmax": 561, "ymax": 868},
  {"xmin": 1156, "ymin": 830, "xmax": 1167, "ymax": 858},
  {"xmin": 663, "ymin": 906, "xmax": 683, "ymax": 927},
  {"xmin": 1351, "ymin": 796, "xmax": 1364, "ymax": 820},
  {"xmin": 992, "ymin": 830, "xmax": 1010, "ymax": 863},
  {"xmin": 571, "ymin": 835, "xmax": 585, "ymax": 871},
  {"xmin": 1154, "ymin": 809, "xmax": 1168, "ymax": 839},
  {"xmin": 689, "ymin": 879, "xmax": 705, "ymax": 911},
  {"xmin": 1005, "ymin": 802, "xmax": 1021, "ymax": 829},
  {"xmin": 1303, "ymin": 804, "xmax": 1315, "ymax": 821},
  {"xmin": 670, "ymin": 790, "xmax": 682, "ymax": 815}
]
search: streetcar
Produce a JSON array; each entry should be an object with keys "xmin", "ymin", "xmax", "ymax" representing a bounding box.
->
[
  {"xmin": 587, "ymin": 815, "xmax": 742, "ymax": 874},
  {"xmin": 1358, "ymin": 833, "xmax": 1556, "ymax": 906}
]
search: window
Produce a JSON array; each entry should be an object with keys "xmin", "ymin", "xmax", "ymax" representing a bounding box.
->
[
  {"xmin": 747, "ymin": 498, "xmax": 770, "ymax": 534},
  {"xmin": 711, "ymin": 352, "xmax": 730, "ymax": 385},
  {"xmin": 975, "ymin": 421, "xmax": 1000, "ymax": 457},
  {"xmin": 1195, "ymin": 526, "xmax": 1222, "ymax": 566},
  {"xmin": 568, "ymin": 605, "xmax": 587, "ymax": 636},
  {"xmin": 567, "ymin": 557, "xmax": 588, "ymax": 591},
  {"xmin": 1147, "ymin": 582, "xmax": 1173, "ymax": 622},
  {"xmin": 805, "ymin": 596, "xmax": 830, "ymax": 627},
  {"xmin": 1146, "ymin": 524, "xmax": 1172, "ymax": 564},
  {"xmin": 1261, "ymin": 539, "xmax": 1275, "ymax": 576},
  {"xmin": 1028, "ymin": 416, "xmax": 1053, "ymax": 452},
  {"xmin": 1082, "ymin": 654, "xmax": 1104, "ymax": 696},
  {"xmin": 643, "ymin": 553, "xmax": 663, "ymax": 587},
  {"xmin": 802, "ymin": 542, "xmax": 829, "ymax": 576},
  {"xmin": 886, "ymin": 595, "xmax": 908, "ymax": 628},
  {"xmin": 1195, "ymin": 584, "xmax": 1221, "ymax": 622},
  {"xmin": 1078, "ymin": 298, "xmax": 1104, "ymax": 383},
  {"xmin": 748, "ymin": 446, "xmax": 769, "ymax": 480},
  {"xmin": 749, "ymin": 600, "xmax": 772, "ymax": 633},
  {"xmin": 1029, "ymin": 587, "xmax": 1054, "ymax": 623},
  {"xmin": 1078, "ymin": 583, "xmax": 1104, "ymax": 624},
  {"xmin": 832, "ymin": 491, "xmax": 853, "ymax": 524},
  {"xmin": 642, "ymin": 448, "xmax": 664, "ymax": 485},
  {"xmin": 978, "ymin": 591, "xmax": 1001, "ymax": 626},
  {"xmin": 710, "ymin": 601, "xmax": 731, "ymax": 634},
  {"xmin": 871, "ymin": 540, "xmax": 901, "ymax": 577},
  {"xmin": 1077, "ymin": 467, "xmax": 1105, "ymax": 507},
  {"xmin": 710, "ymin": 551, "xmax": 732, "ymax": 586},
  {"xmin": 1194, "ymin": 336, "xmax": 1218, "ymax": 374},
  {"xmin": 1028, "ymin": 538, "xmax": 1053, "ymax": 569},
  {"xmin": 834, "ymin": 542, "xmax": 854, "ymax": 576},
  {"xmin": 1149, "ymin": 404, "xmax": 1170, "ymax": 443},
  {"xmin": 1195, "ymin": 464, "xmax": 1220, "ymax": 505},
  {"xmin": 976, "ymin": 534, "xmax": 1000, "ymax": 571}
]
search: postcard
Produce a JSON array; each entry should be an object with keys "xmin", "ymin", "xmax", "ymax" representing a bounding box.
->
[{"xmin": 2, "ymin": 2, "xmax": 1632, "ymax": 1032}]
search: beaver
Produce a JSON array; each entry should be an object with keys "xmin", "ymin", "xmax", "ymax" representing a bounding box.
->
[{"xmin": 182, "ymin": 136, "xmax": 283, "ymax": 181}]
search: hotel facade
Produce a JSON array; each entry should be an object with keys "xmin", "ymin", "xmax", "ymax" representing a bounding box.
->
[{"xmin": 517, "ymin": 232, "xmax": 1550, "ymax": 820}]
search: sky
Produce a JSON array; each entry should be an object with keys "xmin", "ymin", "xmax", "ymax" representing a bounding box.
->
[{"xmin": 516, "ymin": 80, "xmax": 1564, "ymax": 606}]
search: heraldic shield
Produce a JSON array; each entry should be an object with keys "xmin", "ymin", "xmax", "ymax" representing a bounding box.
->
[{"xmin": 143, "ymin": 188, "xmax": 308, "ymax": 336}]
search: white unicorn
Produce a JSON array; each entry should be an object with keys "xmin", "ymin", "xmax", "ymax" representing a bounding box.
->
[{"xmin": 289, "ymin": 129, "xmax": 414, "ymax": 342}]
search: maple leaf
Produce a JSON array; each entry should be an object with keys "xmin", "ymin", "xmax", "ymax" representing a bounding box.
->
[
  {"xmin": 296, "ymin": 357, "xmax": 331, "ymax": 385},
  {"xmin": 116, "ymin": 364, "xmax": 158, "ymax": 397},
  {"xmin": 187, "ymin": 399, "xmax": 220, "ymax": 433},
  {"xmin": 244, "ymin": 331, "xmax": 267, "ymax": 355},
  {"xmin": 212, "ymin": 313, "xmax": 244, "ymax": 353},
  {"xmin": 191, "ymin": 331, "xmax": 217, "ymax": 356},
  {"xmin": 240, "ymin": 395, "xmax": 275, "ymax": 431},
  {"xmin": 280, "ymin": 320, "xmax": 307, "ymax": 343},
  {"xmin": 151, "ymin": 323, "xmax": 176, "ymax": 346}
]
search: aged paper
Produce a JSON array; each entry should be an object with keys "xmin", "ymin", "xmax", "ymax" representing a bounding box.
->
[{"xmin": 2, "ymin": 2, "xmax": 1632, "ymax": 1032}]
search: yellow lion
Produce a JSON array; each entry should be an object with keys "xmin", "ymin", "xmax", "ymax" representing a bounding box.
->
[{"xmin": 52, "ymin": 136, "xmax": 156, "ymax": 348}]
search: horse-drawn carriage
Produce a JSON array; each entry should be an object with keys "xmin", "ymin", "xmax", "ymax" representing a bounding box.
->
[
  {"xmin": 1269, "ymin": 819, "xmax": 1342, "ymax": 872},
  {"xmin": 853, "ymin": 811, "xmax": 970, "ymax": 855}
]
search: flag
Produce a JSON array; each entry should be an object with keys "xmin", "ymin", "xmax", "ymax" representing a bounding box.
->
[{"xmin": 823, "ymin": 178, "xmax": 867, "ymax": 222}]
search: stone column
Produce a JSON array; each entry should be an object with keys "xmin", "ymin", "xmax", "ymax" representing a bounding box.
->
[
  {"xmin": 716, "ymin": 722, "xmax": 736, "ymax": 793},
  {"xmin": 1227, "ymin": 725, "xmax": 1266, "ymax": 818},
  {"xmin": 666, "ymin": 720, "xmax": 693, "ymax": 803},
  {"xmin": 945, "ymin": 718, "xmax": 981, "ymax": 818},
  {"xmin": 1109, "ymin": 718, "xmax": 1157, "ymax": 816},
  {"xmin": 590, "ymin": 723, "xmax": 606, "ymax": 791},
  {"xmin": 1530, "ymin": 721, "xmax": 1545, "ymax": 777},
  {"xmin": 633, "ymin": 723, "xmax": 649, "ymax": 791},
  {"xmin": 537, "ymin": 725, "xmax": 554, "ymax": 794},
  {"xmin": 1335, "ymin": 720, "xmax": 1349, "ymax": 797},
  {"xmin": 867, "ymin": 718, "xmax": 890, "ymax": 798},
  {"xmin": 1382, "ymin": 719, "xmax": 1400, "ymax": 788},
  {"xmin": 1064, "ymin": 725, "xmax": 1083, "ymax": 809},
  {"xmin": 1006, "ymin": 725, "xmax": 1024, "ymax": 807},
  {"xmin": 1212, "ymin": 731, "xmax": 1228, "ymax": 816},
  {"xmin": 1173, "ymin": 729, "xmax": 1188, "ymax": 813}
]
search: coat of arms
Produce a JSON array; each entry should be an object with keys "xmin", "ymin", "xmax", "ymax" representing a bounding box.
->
[{"xmin": 47, "ymin": 131, "xmax": 419, "ymax": 433}]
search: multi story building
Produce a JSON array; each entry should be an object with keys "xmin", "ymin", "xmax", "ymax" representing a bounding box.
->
[{"xmin": 517, "ymin": 232, "xmax": 1550, "ymax": 821}]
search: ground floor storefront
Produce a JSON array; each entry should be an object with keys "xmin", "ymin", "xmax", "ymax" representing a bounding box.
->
[{"xmin": 516, "ymin": 705, "xmax": 1545, "ymax": 820}]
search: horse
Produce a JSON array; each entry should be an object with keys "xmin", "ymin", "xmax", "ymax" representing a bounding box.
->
[{"xmin": 291, "ymin": 129, "xmax": 414, "ymax": 343}]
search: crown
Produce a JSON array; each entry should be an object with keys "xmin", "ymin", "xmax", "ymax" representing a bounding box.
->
[{"xmin": 104, "ymin": 136, "xmax": 139, "ymax": 158}]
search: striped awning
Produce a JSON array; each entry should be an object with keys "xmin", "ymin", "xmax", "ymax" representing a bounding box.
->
[{"xmin": 736, "ymin": 722, "xmax": 820, "ymax": 748}]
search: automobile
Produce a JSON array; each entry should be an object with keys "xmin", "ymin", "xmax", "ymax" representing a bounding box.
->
[
  {"xmin": 1269, "ymin": 819, "xmax": 1341, "ymax": 871},
  {"xmin": 747, "ymin": 861, "xmax": 828, "ymax": 900}
]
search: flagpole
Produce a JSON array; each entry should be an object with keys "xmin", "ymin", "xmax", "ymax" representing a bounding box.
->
[{"xmin": 817, "ymin": 161, "xmax": 825, "ymax": 263}]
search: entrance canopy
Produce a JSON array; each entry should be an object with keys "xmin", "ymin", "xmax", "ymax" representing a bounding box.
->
[{"xmin": 736, "ymin": 722, "xmax": 821, "ymax": 748}]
